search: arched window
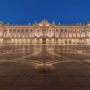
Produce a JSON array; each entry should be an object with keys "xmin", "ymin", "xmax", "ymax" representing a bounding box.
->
[
  {"xmin": 9, "ymin": 29, "xmax": 12, "ymax": 33},
  {"xmin": 60, "ymin": 29, "xmax": 63, "ymax": 32},
  {"xmin": 17, "ymin": 29, "xmax": 20, "ymax": 32},
  {"xmin": 65, "ymin": 29, "xmax": 67, "ymax": 32},
  {"xmin": 56, "ymin": 29, "xmax": 58, "ymax": 32},
  {"xmin": 13, "ymin": 29, "xmax": 16, "ymax": 33},
  {"xmin": 25, "ymin": 29, "xmax": 28, "ymax": 33},
  {"xmin": 30, "ymin": 29, "xmax": 33, "ymax": 32},
  {"xmin": 22, "ymin": 29, "xmax": 24, "ymax": 33}
]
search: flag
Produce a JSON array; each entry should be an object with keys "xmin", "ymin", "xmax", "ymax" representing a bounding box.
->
[{"xmin": 45, "ymin": 33, "xmax": 47, "ymax": 38}]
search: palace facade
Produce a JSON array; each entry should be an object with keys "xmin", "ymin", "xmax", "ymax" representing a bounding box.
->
[{"xmin": 0, "ymin": 19, "xmax": 90, "ymax": 45}]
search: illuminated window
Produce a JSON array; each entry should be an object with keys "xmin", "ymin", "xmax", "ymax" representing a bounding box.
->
[{"xmin": 82, "ymin": 28, "xmax": 85, "ymax": 32}]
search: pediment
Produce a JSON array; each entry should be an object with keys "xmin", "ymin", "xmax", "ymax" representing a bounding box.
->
[{"xmin": 38, "ymin": 19, "xmax": 51, "ymax": 26}]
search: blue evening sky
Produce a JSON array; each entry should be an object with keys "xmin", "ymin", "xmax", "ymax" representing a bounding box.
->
[{"xmin": 0, "ymin": 0, "xmax": 90, "ymax": 24}]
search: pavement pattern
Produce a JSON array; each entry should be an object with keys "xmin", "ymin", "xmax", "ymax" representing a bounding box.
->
[{"xmin": 0, "ymin": 44, "xmax": 90, "ymax": 90}]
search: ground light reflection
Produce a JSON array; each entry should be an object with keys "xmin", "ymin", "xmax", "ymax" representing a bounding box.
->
[
  {"xmin": 0, "ymin": 45, "xmax": 90, "ymax": 90},
  {"xmin": 0, "ymin": 45, "xmax": 90, "ymax": 74}
]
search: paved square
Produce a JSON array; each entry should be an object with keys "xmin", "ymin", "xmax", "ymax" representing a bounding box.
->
[{"xmin": 0, "ymin": 45, "xmax": 90, "ymax": 90}]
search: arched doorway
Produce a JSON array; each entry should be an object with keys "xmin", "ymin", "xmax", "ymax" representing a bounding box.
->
[
  {"xmin": 69, "ymin": 40, "xmax": 72, "ymax": 44},
  {"xmin": 56, "ymin": 39, "xmax": 58, "ymax": 44},
  {"xmin": 43, "ymin": 38, "xmax": 46, "ymax": 44},
  {"xmin": 65, "ymin": 40, "xmax": 67, "ymax": 44}
]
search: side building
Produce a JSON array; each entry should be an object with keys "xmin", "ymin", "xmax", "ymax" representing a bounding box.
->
[{"xmin": 0, "ymin": 20, "xmax": 90, "ymax": 45}]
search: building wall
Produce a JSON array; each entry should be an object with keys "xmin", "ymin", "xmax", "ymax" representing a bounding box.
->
[{"xmin": 0, "ymin": 21, "xmax": 90, "ymax": 45}]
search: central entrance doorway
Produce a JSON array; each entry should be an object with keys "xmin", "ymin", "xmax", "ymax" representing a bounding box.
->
[{"xmin": 43, "ymin": 38, "xmax": 46, "ymax": 44}]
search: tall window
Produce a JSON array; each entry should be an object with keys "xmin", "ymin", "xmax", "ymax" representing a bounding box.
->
[
  {"xmin": 60, "ymin": 29, "xmax": 63, "ymax": 32},
  {"xmin": 13, "ymin": 29, "xmax": 16, "ymax": 33},
  {"xmin": 30, "ymin": 29, "xmax": 33, "ymax": 37},
  {"xmin": 56, "ymin": 29, "xmax": 58, "ymax": 32},
  {"xmin": 30, "ymin": 29, "xmax": 33, "ymax": 32},
  {"xmin": 9, "ymin": 29, "xmax": 12, "ymax": 33},
  {"xmin": 17, "ymin": 29, "xmax": 20, "ymax": 32},
  {"xmin": 65, "ymin": 29, "xmax": 67, "ymax": 32},
  {"xmin": 22, "ymin": 29, "xmax": 24, "ymax": 33},
  {"xmin": 25, "ymin": 29, "xmax": 28, "ymax": 33}
]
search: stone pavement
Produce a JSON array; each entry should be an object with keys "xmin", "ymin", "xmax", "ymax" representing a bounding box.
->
[{"xmin": 0, "ymin": 45, "xmax": 90, "ymax": 90}]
